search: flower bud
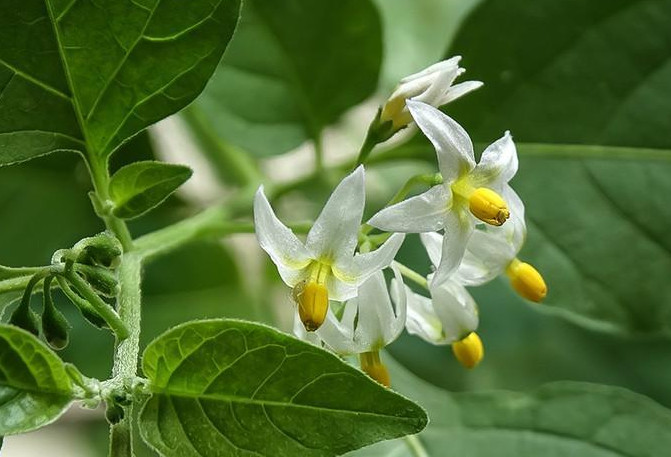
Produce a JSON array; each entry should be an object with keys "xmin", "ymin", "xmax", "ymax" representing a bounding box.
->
[
  {"xmin": 42, "ymin": 278, "xmax": 70, "ymax": 350},
  {"xmin": 359, "ymin": 351, "xmax": 391, "ymax": 387},
  {"xmin": 452, "ymin": 332, "xmax": 484, "ymax": 369},
  {"xmin": 293, "ymin": 282, "xmax": 329, "ymax": 331},
  {"xmin": 506, "ymin": 259, "xmax": 547, "ymax": 302},
  {"xmin": 468, "ymin": 187, "xmax": 509, "ymax": 226}
]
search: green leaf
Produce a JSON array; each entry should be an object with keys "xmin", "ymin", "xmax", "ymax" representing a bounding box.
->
[
  {"xmin": 139, "ymin": 319, "xmax": 427, "ymax": 457},
  {"xmin": 447, "ymin": 0, "xmax": 671, "ymax": 149},
  {"xmin": 0, "ymin": 324, "xmax": 74, "ymax": 435},
  {"xmin": 349, "ymin": 357, "xmax": 671, "ymax": 456},
  {"xmin": 0, "ymin": 0, "xmax": 241, "ymax": 164},
  {"xmin": 189, "ymin": 0, "xmax": 382, "ymax": 158},
  {"xmin": 109, "ymin": 161, "xmax": 192, "ymax": 219}
]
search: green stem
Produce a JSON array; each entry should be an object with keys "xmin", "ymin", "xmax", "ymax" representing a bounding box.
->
[
  {"xmin": 393, "ymin": 261, "xmax": 428, "ymax": 289},
  {"xmin": 108, "ymin": 253, "xmax": 142, "ymax": 457},
  {"xmin": 134, "ymin": 204, "xmax": 311, "ymax": 264},
  {"xmin": 65, "ymin": 271, "xmax": 129, "ymax": 340},
  {"xmin": 404, "ymin": 435, "xmax": 430, "ymax": 457}
]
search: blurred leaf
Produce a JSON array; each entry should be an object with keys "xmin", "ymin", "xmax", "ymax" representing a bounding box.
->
[
  {"xmin": 0, "ymin": 0, "xmax": 241, "ymax": 163},
  {"xmin": 0, "ymin": 325, "xmax": 74, "ymax": 435},
  {"xmin": 109, "ymin": 161, "xmax": 192, "ymax": 219},
  {"xmin": 189, "ymin": 0, "xmax": 382, "ymax": 159},
  {"xmin": 447, "ymin": 0, "xmax": 671, "ymax": 149},
  {"xmin": 139, "ymin": 319, "xmax": 427, "ymax": 457},
  {"xmin": 350, "ymin": 357, "xmax": 671, "ymax": 456}
]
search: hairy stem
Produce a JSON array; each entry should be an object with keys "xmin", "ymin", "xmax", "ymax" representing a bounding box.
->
[{"xmin": 108, "ymin": 253, "xmax": 142, "ymax": 457}]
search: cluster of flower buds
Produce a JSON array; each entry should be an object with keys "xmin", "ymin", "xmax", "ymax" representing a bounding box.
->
[{"xmin": 254, "ymin": 57, "xmax": 547, "ymax": 387}]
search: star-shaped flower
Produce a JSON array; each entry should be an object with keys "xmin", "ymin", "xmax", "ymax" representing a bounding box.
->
[
  {"xmin": 369, "ymin": 100, "xmax": 519, "ymax": 286},
  {"xmin": 254, "ymin": 166, "xmax": 405, "ymax": 330}
]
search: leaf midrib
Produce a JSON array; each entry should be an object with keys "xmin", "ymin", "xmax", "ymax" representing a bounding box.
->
[{"xmin": 149, "ymin": 388, "xmax": 423, "ymax": 423}]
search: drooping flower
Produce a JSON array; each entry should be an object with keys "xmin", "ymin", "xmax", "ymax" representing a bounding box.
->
[
  {"xmin": 380, "ymin": 57, "xmax": 483, "ymax": 131},
  {"xmin": 421, "ymin": 186, "xmax": 547, "ymax": 302},
  {"xmin": 369, "ymin": 100, "xmax": 519, "ymax": 286},
  {"xmin": 254, "ymin": 166, "xmax": 405, "ymax": 331},
  {"xmin": 314, "ymin": 267, "xmax": 407, "ymax": 386}
]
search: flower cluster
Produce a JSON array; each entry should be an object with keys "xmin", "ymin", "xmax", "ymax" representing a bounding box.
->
[{"xmin": 254, "ymin": 58, "xmax": 547, "ymax": 387}]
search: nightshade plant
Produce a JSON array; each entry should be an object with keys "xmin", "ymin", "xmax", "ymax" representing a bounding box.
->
[{"xmin": 2, "ymin": 0, "xmax": 671, "ymax": 456}]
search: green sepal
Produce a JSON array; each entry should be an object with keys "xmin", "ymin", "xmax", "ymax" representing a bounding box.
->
[
  {"xmin": 8, "ymin": 274, "xmax": 41, "ymax": 336},
  {"xmin": 74, "ymin": 265, "xmax": 118, "ymax": 298},
  {"xmin": 41, "ymin": 277, "xmax": 70, "ymax": 350},
  {"xmin": 71, "ymin": 232, "xmax": 123, "ymax": 269}
]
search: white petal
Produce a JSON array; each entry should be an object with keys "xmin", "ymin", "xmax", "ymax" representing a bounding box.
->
[
  {"xmin": 411, "ymin": 66, "xmax": 460, "ymax": 107},
  {"xmin": 470, "ymin": 131, "xmax": 518, "ymax": 189},
  {"xmin": 501, "ymin": 185, "xmax": 527, "ymax": 252},
  {"xmin": 317, "ymin": 305, "xmax": 359, "ymax": 355},
  {"xmin": 401, "ymin": 286, "xmax": 449, "ymax": 345},
  {"xmin": 407, "ymin": 100, "xmax": 475, "ymax": 182},
  {"xmin": 455, "ymin": 228, "xmax": 514, "ymax": 286},
  {"xmin": 305, "ymin": 166, "xmax": 365, "ymax": 262},
  {"xmin": 332, "ymin": 233, "xmax": 405, "ymax": 287},
  {"xmin": 430, "ymin": 211, "xmax": 474, "ymax": 287},
  {"xmin": 419, "ymin": 232, "xmax": 443, "ymax": 269},
  {"xmin": 254, "ymin": 187, "xmax": 311, "ymax": 286},
  {"xmin": 325, "ymin": 274, "xmax": 358, "ymax": 302},
  {"xmin": 437, "ymin": 80, "xmax": 484, "ymax": 106},
  {"xmin": 386, "ymin": 266, "xmax": 408, "ymax": 343},
  {"xmin": 430, "ymin": 280, "xmax": 479, "ymax": 342},
  {"xmin": 368, "ymin": 186, "xmax": 451, "ymax": 233},
  {"xmin": 353, "ymin": 271, "xmax": 393, "ymax": 351},
  {"xmin": 400, "ymin": 56, "xmax": 461, "ymax": 83}
]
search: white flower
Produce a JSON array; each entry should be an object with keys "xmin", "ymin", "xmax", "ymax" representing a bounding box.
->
[
  {"xmin": 254, "ymin": 166, "xmax": 405, "ymax": 330},
  {"xmin": 380, "ymin": 57, "xmax": 483, "ymax": 130},
  {"xmin": 369, "ymin": 100, "xmax": 519, "ymax": 286},
  {"xmin": 316, "ymin": 267, "xmax": 407, "ymax": 355},
  {"xmin": 313, "ymin": 267, "xmax": 406, "ymax": 386}
]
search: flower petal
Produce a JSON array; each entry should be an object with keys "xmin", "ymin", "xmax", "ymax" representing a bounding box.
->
[
  {"xmin": 398, "ymin": 286, "xmax": 449, "ymax": 345},
  {"xmin": 429, "ymin": 280, "xmax": 479, "ymax": 342},
  {"xmin": 333, "ymin": 233, "xmax": 405, "ymax": 287},
  {"xmin": 437, "ymin": 80, "xmax": 484, "ymax": 106},
  {"xmin": 407, "ymin": 100, "xmax": 475, "ymax": 182},
  {"xmin": 352, "ymin": 271, "xmax": 392, "ymax": 351},
  {"xmin": 455, "ymin": 228, "xmax": 514, "ymax": 286},
  {"xmin": 430, "ymin": 211, "xmax": 474, "ymax": 287},
  {"xmin": 292, "ymin": 310, "xmax": 322, "ymax": 346},
  {"xmin": 368, "ymin": 186, "xmax": 451, "ymax": 233},
  {"xmin": 254, "ymin": 187, "xmax": 311, "ymax": 286},
  {"xmin": 400, "ymin": 56, "xmax": 461, "ymax": 83},
  {"xmin": 317, "ymin": 302, "xmax": 359, "ymax": 355},
  {"xmin": 305, "ymin": 166, "xmax": 365, "ymax": 262},
  {"xmin": 419, "ymin": 232, "xmax": 443, "ymax": 269},
  {"xmin": 470, "ymin": 131, "xmax": 518, "ymax": 189},
  {"xmin": 386, "ymin": 265, "xmax": 407, "ymax": 343}
]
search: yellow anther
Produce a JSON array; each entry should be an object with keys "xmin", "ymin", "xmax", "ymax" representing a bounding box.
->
[
  {"xmin": 359, "ymin": 351, "xmax": 391, "ymax": 387},
  {"xmin": 468, "ymin": 187, "xmax": 509, "ymax": 226},
  {"xmin": 294, "ymin": 282, "xmax": 329, "ymax": 331},
  {"xmin": 506, "ymin": 259, "xmax": 547, "ymax": 303},
  {"xmin": 451, "ymin": 332, "xmax": 484, "ymax": 369}
]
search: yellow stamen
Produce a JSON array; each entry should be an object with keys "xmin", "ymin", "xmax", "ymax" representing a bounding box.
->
[
  {"xmin": 506, "ymin": 258, "xmax": 547, "ymax": 303},
  {"xmin": 359, "ymin": 351, "xmax": 391, "ymax": 387},
  {"xmin": 452, "ymin": 332, "xmax": 484, "ymax": 369},
  {"xmin": 294, "ymin": 282, "xmax": 329, "ymax": 331},
  {"xmin": 468, "ymin": 187, "xmax": 509, "ymax": 226}
]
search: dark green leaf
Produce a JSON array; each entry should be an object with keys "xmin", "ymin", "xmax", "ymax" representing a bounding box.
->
[
  {"xmin": 447, "ymin": 0, "xmax": 671, "ymax": 149},
  {"xmin": 189, "ymin": 0, "xmax": 382, "ymax": 158},
  {"xmin": 139, "ymin": 319, "xmax": 427, "ymax": 457},
  {"xmin": 109, "ymin": 161, "xmax": 192, "ymax": 219},
  {"xmin": 0, "ymin": 0, "xmax": 241, "ymax": 164},
  {"xmin": 0, "ymin": 324, "xmax": 74, "ymax": 435},
  {"xmin": 350, "ymin": 357, "xmax": 671, "ymax": 456}
]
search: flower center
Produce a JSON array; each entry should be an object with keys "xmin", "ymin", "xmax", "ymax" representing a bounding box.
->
[
  {"xmin": 451, "ymin": 179, "xmax": 510, "ymax": 226},
  {"xmin": 506, "ymin": 258, "xmax": 547, "ymax": 303},
  {"xmin": 293, "ymin": 262, "xmax": 331, "ymax": 332},
  {"xmin": 451, "ymin": 332, "xmax": 484, "ymax": 369}
]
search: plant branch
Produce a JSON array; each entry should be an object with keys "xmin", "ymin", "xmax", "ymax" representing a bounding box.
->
[{"xmin": 393, "ymin": 261, "xmax": 428, "ymax": 289}]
